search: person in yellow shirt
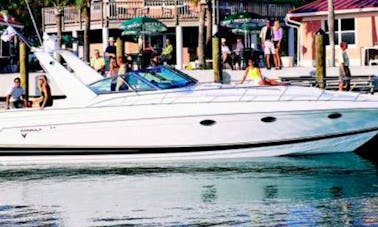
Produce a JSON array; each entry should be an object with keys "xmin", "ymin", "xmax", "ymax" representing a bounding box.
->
[
  {"xmin": 239, "ymin": 59, "xmax": 281, "ymax": 85},
  {"xmin": 90, "ymin": 49, "xmax": 106, "ymax": 76},
  {"xmin": 160, "ymin": 38, "xmax": 173, "ymax": 64}
]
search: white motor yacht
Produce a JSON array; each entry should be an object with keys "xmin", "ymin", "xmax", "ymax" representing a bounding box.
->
[{"xmin": 1, "ymin": 48, "xmax": 378, "ymax": 160}]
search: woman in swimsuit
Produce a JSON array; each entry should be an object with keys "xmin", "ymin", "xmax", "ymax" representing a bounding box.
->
[
  {"xmin": 34, "ymin": 75, "xmax": 53, "ymax": 110},
  {"xmin": 239, "ymin": 59, "xmax": 281, "ymax": 85}
]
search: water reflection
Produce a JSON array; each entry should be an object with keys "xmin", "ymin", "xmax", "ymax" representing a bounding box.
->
[
  {"xmin": 263, "ymin": 185, "xmax": 278, "ymax": 199},
  {"xmin": 0, "ymin": 153, "xmax": 376, "ymax": 226},
  {"xmin": 0, "ymin": 205, "xmax": 61, "ymax": 226},
  {"xmin": 329, "ymin": 186, "xmax": 343, "ymax": 198},
  {"xmin": 201, "ymin": 185, "xmax": 217, "ymax": 203}
]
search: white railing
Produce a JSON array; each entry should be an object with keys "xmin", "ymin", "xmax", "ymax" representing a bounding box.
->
[
  {"xmin": 43, "ymin": 0, "xmax": 199, "ymax": 28},
  {"xmin": 90, "ymin": 85, "xmax": 376, "ymax": 108}
]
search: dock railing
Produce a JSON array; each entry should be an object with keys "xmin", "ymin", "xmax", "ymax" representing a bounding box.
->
[{"xmin": 280, "ymin": 75, "xmax": 375, "ymax": 94}]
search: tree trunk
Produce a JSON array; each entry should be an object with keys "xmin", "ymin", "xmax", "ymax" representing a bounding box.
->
[
  {"xmin": 83, "ymin": 3, "xmax": 91, "ymax": 63},
  {"xmin": 205, "ymin": 0, "xmax": 212, "ymax": 59},
  {"xmin": 55, "ymin": 7, "xmax": 63, "ymax": 49},
  {"xmin": 198, "ymin": 3, "xmax": 206, "ymax": 69},
  {"xmin": 328, "ymin": 0, "xmax": 335, "ymax": 67},
  {"xmin": 19, "ymin": 41, "xmax": 29, "ymax": 100}
]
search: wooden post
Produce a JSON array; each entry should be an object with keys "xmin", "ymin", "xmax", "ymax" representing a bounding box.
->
[
  {"xmin": 116, "ymin": 37, "xmax": 124, "ymax": 58},
  {"xmin": 19, "ymin": 41, "xmax": 29, "ymax": 100},
  {"xmin": 315, "ymin": 29, "xmax": 326, "ymax": 89},
  {"xmin": 212, "ymin": 35, "xmax": 222, "ymax": 83}
]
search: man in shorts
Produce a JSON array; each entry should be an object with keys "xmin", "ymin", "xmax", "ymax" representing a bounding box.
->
[
  {"xmin": 338, "ymin": 41, "xmax": 351, "ymax": 91},
  {"xmin": 260, "ymin": 19, "xmax": 275, "ymax": 69}
]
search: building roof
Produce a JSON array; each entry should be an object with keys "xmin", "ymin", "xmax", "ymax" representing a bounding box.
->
[
  {"xmin": 290, "ymin": 0, "xmax": 378, "ymax": 14},
  {"xmin": 0, "ymin": 13, "xmax": 23, "ymax": 28}
]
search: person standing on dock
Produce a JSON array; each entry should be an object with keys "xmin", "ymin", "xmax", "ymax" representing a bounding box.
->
[
  {"xmin": 273, "ymin": 20, "xmax": 283, "ymax": 70},
  {"xmin": 260, "ymin": 19, "xmax": 275, "ymax": 70},
  {"xmin": 338, "ymin": 41, "xmax": 351, "ymax": 91}
]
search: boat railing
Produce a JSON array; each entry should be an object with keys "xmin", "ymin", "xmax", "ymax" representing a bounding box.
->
[{"xmin": 90, "ymin": 84, "xmax": 378, "ymax": 107}]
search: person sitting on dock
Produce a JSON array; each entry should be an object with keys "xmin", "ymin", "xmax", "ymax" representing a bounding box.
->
[
  {"xmin": 238, "ymin": 58, "xmax": 281, "ymax": 86},
  {"xmin": 90, "ymin": 49, "xmax": 106, "ymax": 76},
  {"xmin": 4, "ymin": 77, "xmax": 28, "ymax": 109},
  {"xmin": 160, "ymin": 38, "xmax": 173, "ymax": 65}
]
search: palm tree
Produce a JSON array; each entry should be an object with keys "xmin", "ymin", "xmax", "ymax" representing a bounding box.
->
[
  {"xmin": 328, "ymin": 0, "xmax": 335, "ymax": 67},
  {"xmin": 205, "ymin": 0, "xmax": 212, "ymax": 59},
  {"xmin": 198, "ymin": 1, "xmax": 206, "ymax": 68},
  {"xmin": 44, "ymin": 0, "xmax": 71, "ymax": 49},
  {"xmin": 75, "ymin": 0, "xmax": 91, "ymax": 63}
]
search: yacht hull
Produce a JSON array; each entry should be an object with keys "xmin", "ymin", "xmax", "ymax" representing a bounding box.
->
[{"xmin": 1, "ymin": 102, "xmax": 378, "ymax": 159}]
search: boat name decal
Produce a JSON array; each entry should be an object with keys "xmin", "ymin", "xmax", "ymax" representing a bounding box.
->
[
  {"xmin": 20, "ymin": 128, "xmax": 42, "ymax": 133},
  {"xmin": 20, "ymin": 128, "xmax": 42, "ymax": 139}
]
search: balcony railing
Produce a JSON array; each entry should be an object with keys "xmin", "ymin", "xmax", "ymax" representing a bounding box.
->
[{"xmin": 42, "ymin": 0, "xmax": 199, "ymax": 30}]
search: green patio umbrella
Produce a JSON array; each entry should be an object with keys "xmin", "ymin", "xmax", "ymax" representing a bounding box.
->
[
  {"xmin": 120, "ymin": 16, "xmax": 167, "ymax": 68},
  {"xmin": 230, "ymin": 19, "xmax": 265, "ymax": 34},
  {"xmin": 221, "ymin": 12, "xmax": 254, "ymax": 28},
  {"xmin": 120, "ymin": 16, "xmax": 167, "ymax": 36}
]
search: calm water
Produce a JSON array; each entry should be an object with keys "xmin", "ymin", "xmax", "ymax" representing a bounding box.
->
[{"xmin": 0, "ymin": 152, "xmax": 377, "ymax": 226}]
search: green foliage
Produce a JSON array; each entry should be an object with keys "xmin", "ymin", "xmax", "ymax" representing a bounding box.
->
[
  {"xmin": 44, "ymin": 0, "xmax": 72, "ymax": 7},
  {"xmin": 0, "ymin": 0, "xmax": 44, "ymax": 37}
]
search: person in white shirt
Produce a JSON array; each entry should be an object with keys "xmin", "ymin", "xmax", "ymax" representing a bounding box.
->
[
  {"xmin": 338, "ymin": 41, "xmax": 351, "ymax": 91},
  {"xmin": 4, "ymin": 77, "xmax": 27, "ymax": 109},
  {"xmin": 260, "ymin": 19, "xmax": 275, "ymax": 69},
  {"xmin": 221, "ymin": 38, "xmax": 234, "ymax": 70},
  {"xmin": 233, "ymin": 37, "xmax": 244, "ymax": 70}
]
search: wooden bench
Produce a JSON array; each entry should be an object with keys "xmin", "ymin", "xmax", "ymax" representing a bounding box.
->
[{"xmin": 280, "ymin": 75, "xmax": 375, "ymax": 94}]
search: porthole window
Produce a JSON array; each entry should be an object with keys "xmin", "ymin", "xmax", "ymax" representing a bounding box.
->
[
  {"xmin": 261, "ymin": 116, "xmax": 276, "ymax": 123},
  {"xmin": 328, "ymin": 113, "xmax": 342, "ymax": 119},
  {"xmin": 200, "ymin": 119, "xmax": 216, "ymax": 126}
]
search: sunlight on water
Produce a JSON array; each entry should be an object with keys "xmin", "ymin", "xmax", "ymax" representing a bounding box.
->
[{"xmin": 0, "ymin": 153, "xmax": 377, "ymax": 226}]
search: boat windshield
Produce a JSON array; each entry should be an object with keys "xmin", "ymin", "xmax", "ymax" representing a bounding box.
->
[
  {"xmin": 137, "ymin": 66, "xmax": 197, "ymax": 89},
  {"xmin": 89, "ymin": 66, "xmax": 197, "ymax": 94}
]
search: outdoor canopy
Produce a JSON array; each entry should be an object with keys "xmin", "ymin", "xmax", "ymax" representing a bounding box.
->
[{"xmin": 120, "ymin": 16, "xmax": 167, "ymax": 36}]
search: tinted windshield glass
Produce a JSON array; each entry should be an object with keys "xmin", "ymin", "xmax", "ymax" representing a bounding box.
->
[
  {"xmin": 89, "ymin": 66, "xmax": 197, "ymax": 94},
  {"xmin": 89, "ymin": 72, "xmax": 157, "ymax": 94},
  {"xmin": 137, "ymin": 66, "xmax": 197, "ymax": 89}
]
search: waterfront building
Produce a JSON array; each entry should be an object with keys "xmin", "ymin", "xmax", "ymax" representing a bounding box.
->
[
  {"xmin": 41, "ymin": 0, "xmax": 308, "ymax": 68},
  {"xmin": 0, "ymin": 12, "xmax": 23, "ymax": 73},
  {"xmin": 287, "ymin": 0, "xmax": 378, "ymax": 67}
]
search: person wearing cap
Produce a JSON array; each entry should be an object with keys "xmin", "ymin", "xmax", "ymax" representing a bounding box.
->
[
  {"xmin": 90, "ymin": 49, "xmax": 106, "ymax": 75},
  {"xmin": 221, "ymin": 38, "xmax": 234, "ymax": 70},
  {"xmin": 105, "ymin": 37, "xmax": 117, "ymax": 58},
  {"xmin": 105, "ymin": 37, "xmax": 117, "ymax": 71}
]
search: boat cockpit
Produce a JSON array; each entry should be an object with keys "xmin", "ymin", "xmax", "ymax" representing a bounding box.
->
[{"xmin": 89, "ymin": 66, "xmax": 197, "ymax": 94}]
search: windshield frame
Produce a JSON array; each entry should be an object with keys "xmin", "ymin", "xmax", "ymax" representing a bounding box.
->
[{"xmin": 88, "ymin": 66, "xmax": 197, "ymax": 95}]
